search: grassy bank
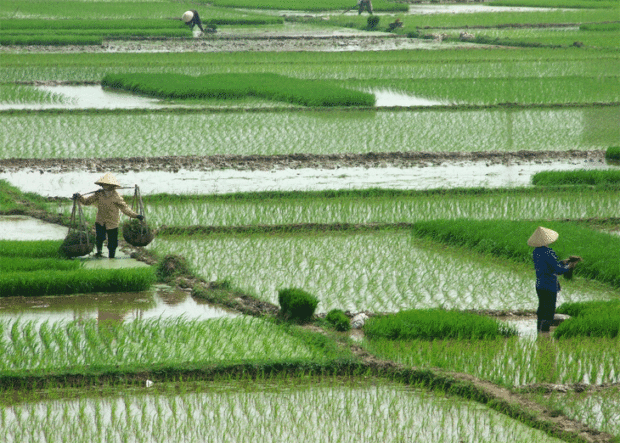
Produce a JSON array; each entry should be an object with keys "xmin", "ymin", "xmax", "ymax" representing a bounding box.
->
[{"xmin": 412, "ymin": 219, "xmax": 620, "ymax": 288}]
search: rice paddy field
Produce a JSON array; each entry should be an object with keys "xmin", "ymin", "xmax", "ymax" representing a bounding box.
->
[{"xmin": 1, "ymin": 0, "xmax": 619, "ymax": 441}]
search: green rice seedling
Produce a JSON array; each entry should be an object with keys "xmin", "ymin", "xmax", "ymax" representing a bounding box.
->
[
  {"xmin": 149, "ymin": 231, "xmax": 618, "ymax": 313},
  {"xmin": 0, "ymin": 378, "xmax": 566, "ymax": 443},
  {"xmin": 554, "ymin": 300, "xmax": 620, "ymax": 338},
  {"xmin": 210, "ymin": 0, "xmax": 407, "ymax": 12},
  {"xmin": 534, "ymin": 387, "xmax": 620, "ymax": 437},
  {"xmin": 0, "ymin": 84, "xmax": 68, "ymax": 104},
  {"xmin": 0, "ymin": 317, "xmax": 338, "ymax": 376},
  {"xmin": 363, "ymin": 336, "xmax": 620, "ymax": 387},
  {"xmin": 532, "ymin": 170, "xmax": 620, "ymax": 186},
  {"xmin": 325, "ymin": 309, "xmax": 350, "ymax": 331},
  {"xmin": 363, "ymin": 309, "xmax": 517, "ymax": 340},
  {"xmin": 606, "ymin": 146, "xmax": 620, "ymax": 161},
  {"xmin": 0, "ymin": 257, "xmax": 81, "ymax": 273},
  {"xmin": 3, "ymin": 106, "xmax": 617, "ymax": 159},
  {"xmin": 0, "ymin": 2, "xmax": 284, "ymax": 22},
  {"xmin": 412, "ymin": 219, "xmax": 620, "ymax": 288},
  {"xmin": 102, "ymin": 73, "xmax": 375, "ymax": 107},
  {"xmin": 278, "ymin": 288, "xmax": 319, "ymax": 323},
  {"xmin": 0, "ymin": 267, "xmax": 155, "ymax": 297},
  {"xmin": 1, "ymin": 48, "xmax": 617, "ymax": 83},
  {"xmin": 0, "ymin": 240, "xmax": 63, "ymax": 259},
  {"xmin": 489, "ymin": 0, "xmax": 617, "ymax": 9},
  {"xmin": 142, "ymin": 187, "xmax": 620, "ymax": 228},
  {"xmin": 556, "ymin": 300, "xmax": 620, "ymax": 317}
]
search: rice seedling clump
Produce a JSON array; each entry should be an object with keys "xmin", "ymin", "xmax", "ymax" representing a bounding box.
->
[
  {"xmin": 363, "ymin": 309, "xmax": 517, "ymax": 340},
  {"xmin": 606, "ymin": 146, "xmax": 620, "ymax": 161},
  {"xmin": 325, "ymin": 309, "xmax": 351, "ymax": 332},
  {"xmin": 278, "ymin": 288, "xmax": 319, "ymax": 323},
  {"xmin": 102, "ymin": 73, "xmax": 376, "ymax": 107},
  {"xmin": 532, "ymin": 170, "xmax": 620, "ymax": 186},
  {"xmin": 554, "ymin": 300, "xmax": 620, "ymax": 338},
  {"xmin": 0, "ymin": 267, "xmax": 155, "ymax": 297}
]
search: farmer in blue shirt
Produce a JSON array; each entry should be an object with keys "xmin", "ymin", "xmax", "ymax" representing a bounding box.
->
[{"xmin": 528, "ymin": 227, "xmax": 579, "ymax": 333}]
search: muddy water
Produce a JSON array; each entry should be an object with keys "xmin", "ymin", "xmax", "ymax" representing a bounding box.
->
[
  {"xmin": 0, "ymin": 85, "xmax": 446, "ymax": 110},
  {"xmin": 0, "ymin": 284, "xmax": 237, "ymax": 324},
  {"xmin": 0, "ymin": 215, "xmax": 67, "ymax": 240},
  {"xmin": 0, "ymin": 157, "xmax": 610, "ymax": 197}
]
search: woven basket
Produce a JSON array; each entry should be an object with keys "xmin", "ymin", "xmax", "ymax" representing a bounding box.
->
[{"xmin": 122, "ymin": 219, "xmax": 154, "ymax": 247}]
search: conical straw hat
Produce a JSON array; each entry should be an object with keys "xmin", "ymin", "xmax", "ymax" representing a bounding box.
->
[
  {"xmin": 182, "ymin": 10, "xmax": 194, "ymax": 23},
  {"xmin": 95, "ymin": 173, "xmax": 121, "ymax": 188},
  {"xmin": 527, "ymin": 226, "xmax": 559, "ymax": 247}
]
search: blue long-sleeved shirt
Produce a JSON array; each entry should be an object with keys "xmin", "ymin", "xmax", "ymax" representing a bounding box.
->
[{"xmin": 533, "ymin": 246, "xmax": 570, "ymax": 292}]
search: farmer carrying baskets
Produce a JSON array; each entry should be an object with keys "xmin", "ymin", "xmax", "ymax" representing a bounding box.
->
[
  {"xmin": 528, "ymin": 227, "xmax": 581, "ymax": 333},
  {"xmin": 73, "ymin": 173, "xmax": 143, "ymax": 259}
]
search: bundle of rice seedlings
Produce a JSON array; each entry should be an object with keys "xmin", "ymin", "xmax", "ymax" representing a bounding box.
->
[
  {"xmin": 59, "ymin": 230, "xmax": 95, "ymax": 258},
  {"xmin": 122, "ymin": 218, "xmax": 154, "ymax": 247}
]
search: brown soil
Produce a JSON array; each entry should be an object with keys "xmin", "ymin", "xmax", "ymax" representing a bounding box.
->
[{"xmin": 0, "ymin": 149, "xmax": 605, "ymax": 174}]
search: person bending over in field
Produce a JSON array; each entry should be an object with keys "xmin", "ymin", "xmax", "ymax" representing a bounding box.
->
[
  {"xmin": 182, "ymin": 10, "xmax": 206, "ymax": 34},
  {"xmin": 73, "ymin": 173, "xmax": 143, "ymax": 259},
  {"xmin": 527, "ymin": 227, "xmax": 580, "ymax": 333},
  {"xmin": 358, "ymin": 0, "xmax": 373, "ymax": 15}
]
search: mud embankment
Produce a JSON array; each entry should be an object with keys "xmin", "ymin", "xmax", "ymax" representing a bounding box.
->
[{"xmin": 0, "ymin": 150, "xmax": 605, "ymax": 174}]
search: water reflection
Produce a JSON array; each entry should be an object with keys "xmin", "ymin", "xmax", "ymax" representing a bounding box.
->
[{"xmin": 0, "ymin": 284, "xmax": 237, "ymax": 325}]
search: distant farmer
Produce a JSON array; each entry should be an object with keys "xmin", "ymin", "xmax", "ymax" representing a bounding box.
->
[
  {"xmin": 388, "ymin": 18, "xmax": 403, "ymax": 32},
  {"xmin": 528, "ymin": 227, "xmax": 580, "ymax": 333},
  {"xmin": 73, "ymin": 173, "xmax": 143, "ymax": 259},
  {"xmin": 182, "ymin": 10, "xmax": 205, "ymax": 33},
  {"xmin": 358, "ymin": 0, "xmax": 373, "ymax": 15}
]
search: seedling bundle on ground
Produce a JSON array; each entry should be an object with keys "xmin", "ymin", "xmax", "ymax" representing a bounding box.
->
[{"xmin": 1, "ymin": 0, "xmax": 619, "ymax": 441}]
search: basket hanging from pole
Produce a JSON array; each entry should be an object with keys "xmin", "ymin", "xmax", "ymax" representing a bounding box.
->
[
  {"xmin": 122, "ymin": 185, "xmax": 154, "ymax": 247},
  {"xmin": 59, "ymin": 199, "xmax": 95, "ymax": 258}
]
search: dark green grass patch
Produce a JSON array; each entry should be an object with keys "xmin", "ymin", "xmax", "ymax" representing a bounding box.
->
[
  {"xmin": 606, "ymin": 147, "xmax": 620, "ymax": 161},
  {"xmin": 210, "ymin": 0, "xmax": 407, "ymax": 12},
  {"xmin": 278, "ymin": 288, "xmax": 319, "ymax": 323},
  {"xmin": 0, "ymin": 257, "xmax": 81, "ymax": 273},
  {"xmin": 489, "ymin": 0, "xmax": 618, "ymax": 9},
  {"xmin": 0, "ymin": 180, "xmax": 48, "ymax": 213},
  {"xmin": 102, "ymin": 73, "xmax": 375, "ymax": 107},
  {"xmin": 532, "ymin": 170, "xmax": 620, "ymax": 186},
  {"xmin": 412, "ymin": 220, "xmax": 620, "ymax": 288},
  {"xmin": 363, "ymin": 309, "xmax": 517, "ymax": 340},
  {"xmin": 555, "ymin": 300, "xmax": 620, "ymax": 338},
  {"xmin": 0, "ymin": 267, "xmax": 155, "ymax": 297},
  {"xmin": 580, "ymin": 23, "xmax": 620, "ymax": 32},
  {"xmin": 0, "ymin": 240, "xmax": 64, "ymax": 259}
]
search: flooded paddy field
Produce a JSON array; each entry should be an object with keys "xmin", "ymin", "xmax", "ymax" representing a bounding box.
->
[
  {"xmin": 2, "ymin": 1, "xmax": 619, "ymax": 440},
  {"xmin": 533, "ymin": 387, "xmax": 620, "ymax": 437},
  {"xmin": 2, "ymin": 106, "xmax": 616, "ymax": 158},
  {"xmin": 0, "ymin": 378, "xmax": 567, "ymax": 443},
  {"xmin": 147, "ymin": 230, "xmax": 619, "ymax": 314},
  {"xmin": 362, "ymin": 334, "xmax": 620, "ymax": 387},
  {"xmin": 2, "ymin": 155, "xmax": 611, "ymax": 197},
  {"xmin": 0, "ymin": 284, "xmax": 236, "ymax": 325}
]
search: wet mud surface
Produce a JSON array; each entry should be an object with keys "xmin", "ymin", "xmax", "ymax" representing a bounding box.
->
[
  {"xmin": 0, "ymin": 34, "xmax": 469, "ymax": 54},
  {"xmin": 1, "ymin": 151, "xmax": 609, "ymax": 196},
  {"xmin": 0, "ymin": 150, "xmax": 605, "ymax": 174}
]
